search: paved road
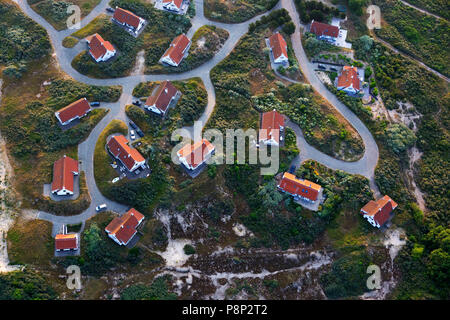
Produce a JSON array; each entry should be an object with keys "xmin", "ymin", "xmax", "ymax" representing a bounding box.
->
[{"xmin": 15, "ymin": 0, "xmax": 383, "ymax": 231}]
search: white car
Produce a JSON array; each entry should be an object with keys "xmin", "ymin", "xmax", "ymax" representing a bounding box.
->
[
  {"xmin": 130, "ymin": 130, "xmax": 136, "ymax": 140},
  {"xmin": 112, "ymin": 177, "xmax": 120, "ymax": 183},
  {"xmin": 96, "ymin": 204, "xmax": 107, "ymax": 212}
]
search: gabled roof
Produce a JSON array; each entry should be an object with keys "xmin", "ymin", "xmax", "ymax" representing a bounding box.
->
[
  {"xmin": 162, "ymin": 34, "xmax": 191, "ymax": 65},
  {"xmin": 177, "ymin": 139, "xmax": 215, "ymax": 169},
  {"xmin": 163, "ymin": 0, "xmax": 183, "ymax": 9},
  {"xmin": 310, "ymin": 20, "xmax": 339, "ymax": 38},
  {"xmin": 269, "ymin": 32, "xmax": 288, "ymax": 61},
  {"xmin": 113, "ymin": 7, "xmax": 143, "ymax": 29},
  {"xmin": 337, "ymin": 66, "xmax": 360, "ymax": 91},
  {"xmin": 259, "ymin": 109, "xmax": 285, "ymax": 144},
  {"xmin": 86, "ymin": 33, "xmax": 115, "ymax": 60},
  {"xmin": 145, "ymin": 80, "xmax": 179, "ymax": 113},
  {"xmin": 105, "ymin": 208, "xmax": 145, "ymax": 245},
  {"xmin": 278, "ymin": 172, "xmax": 321, "ymax": 201},
  {"xmin": 51, "ymin": 155, "xmax": 79, "ymax": 193},
  {"xmin": 361, "ymin": 195, "xmax": 398, "ymax": 226},
  {"xmin": 107, "ymin": 135, "xmax": 145, "ymax": 171},
  {"xmin": 55, "ymin": 98, "xmax": 90, "ymax": 124},
  {"xmin": 55, "ymin": 234, "xmax": 78, "ymax": 250}
]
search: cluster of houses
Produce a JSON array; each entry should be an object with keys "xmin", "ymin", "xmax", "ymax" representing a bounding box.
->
[{"xmin": 82, "ymin": 6, "xmax": 192, "ymax": 67}]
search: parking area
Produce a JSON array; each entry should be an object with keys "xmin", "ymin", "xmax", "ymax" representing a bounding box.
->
[{"xmin": 154, "ymin": 0, "xmax": 190, "ymax": 15}]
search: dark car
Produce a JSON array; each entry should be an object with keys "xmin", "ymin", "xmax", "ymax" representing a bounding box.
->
[
  {"xmin": 132, "ymin": 100, "xmax": 142, "ymax": 106},
  {"xmin": 136, "ymin": 128, "xmax": 144, "ymax": 137},
  {"xmin": 129, "ymin": 121, "xmax": 137, "ymax": 129},
  {"xmin": 330, "ymin": 67, "xmax": 338, "ymax": 71},
  {"xmin": 288, "ymin": 165, "xmax": 296, "ymax": 174},
  {"xmin": 318, "ymin": 64, "xmax": 326, "ymax": 70},
  {"xmin": 106, "ymin": 7, "xmax": 115, "ymax": 13},
  {"xmin": 90, "ymin": 102, "xmax": 100, "ymax": 107}
]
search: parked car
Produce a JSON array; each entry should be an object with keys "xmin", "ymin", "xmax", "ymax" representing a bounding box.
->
[
  {"xmin": 111, "ymin": 163, "xmax": 118, "ymax": 169},
  {"xmin": 132, "ymin": 100, "xmax": 142, "ymax": 106},
  {"xmin": 96, "ymin": 204, "xmax": 107, "ymax": 212},
  {"xmin": 130, "ymin": 130, "xmax": 136, "ymax": 140},
  {"xmin": 318, "ymin": 64, "xmax": 326, "ymax": 70},
  {"xmin": 136, "ymin": 128, "xmax": 144, "ymax": 137},
  {"xmin": 112, "ymin": 177, "xmax": 120, "ymax": 183},
  {"xmin": 106, "ymin": 7, "xmax": 115, "ymax": 13},
  {"xmin": 129, "ymin": 121, "xmax": 137, "ymax": 129},
  {"xmin": 330, "ymin": 67, "xmax": 338, "ymax": 71},
  {"xmin": 90, "ymin": 102, "xmax": 100, "ymax": 107},
  {"xmin": 288, "ymin": 165, "xmax": 296, "ymax": 174}
]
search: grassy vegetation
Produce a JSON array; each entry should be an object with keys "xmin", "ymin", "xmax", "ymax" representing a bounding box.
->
[
  {"xmin": 71, "ymin": 0, "xmax": 192, "ymax": 78},
  {"xmin": 62, "ymin": 36, "xmax": 79, "ymax": 48},
  {"xmin": 93, "ymin": 119, "xmax": 128, "ymax": 193},
  {"xmin": 204, "ymin": 0, "xmax": 278, "ymax": 23},
  {"xmin": 294, "ymin": 0, "xmax": 344, "ymax": 24},
  {"xmin": 0, "ymin": 0, "xmax": 51, "ymax": 79},
  {"xmin": 373, "ymin": 0, "xmax": 450, "ymax": 77},
  {"xmin": 146, "ymin": 25, "xmax": 229, "ymax": 73},
  {"xmin": 401, "ymin": 0, "xmax": 450, "ymax": 20},
  {"xmin": 27, "ymin": 0, "xmax": 101, "ymax": 31},
  {"xmin": 121, "ymin": 275, "xmax": 177, "ymax": 300},
  {"xmin": 0, "ymin": 52, "xmax": 120, "ymax": 212},
  {"xmin": 7, "ymin": 218, "xmax": 53, "ymax": 266}
]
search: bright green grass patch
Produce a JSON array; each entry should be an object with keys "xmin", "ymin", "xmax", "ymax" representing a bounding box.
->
[{"xmin": 62, "ymin": 36, "xmax": 79, "ymax": 48}]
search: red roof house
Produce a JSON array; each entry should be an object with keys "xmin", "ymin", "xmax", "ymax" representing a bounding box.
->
[
  {"xmin": 162, "ymin": 0, "xmax": 183, "ymax": 12},
  {"xmin": 105, "ymin": 208, "xmax": 145, "ymax": 246},
  {"xmin": 86, "ymin": 33, "xmax": 116, "ymax": 62},
  {"xmin": 259, "ymin": 109, "xmax": 285, "ymax": 146},
  {"xmin": 337, "ymin": 66, "xmax": 361, "ymax": 94},
  {"xmin": 144, "ymin": 80, "xmax": 180, "ymax": 115},
  {"xmin": 278, "ymin": 172, "xmax": 322, "ymax": 202},
  {"xmin": 107, "ymin": 135, "xmax": 145, "ymax": 172},
  {"xmin": 55, "ymin": 233, "xmax": 79, "ymax": 251},
  {"xmin": 51, "ymin": 155, "xmax": 79, "ymax": 196},
  {"xmin": 160, "ymin": 34, "xmax": 191, "ymax": 67},
  {"xmin": 361, "ymin": 195, "xmax": 398, "ymax": 228},
  {"xmin": 112, "ymin": 7, "xmax": 146, "ymax": 33},
  {"xmin": 55, "ymin": 98, "xmax": 91, "ymax": 126},
  {"xmin": 177, "ymin": 139, "xmax": 215, "ymax": 171},
  {"xmin": 268, "ymin": 32, "xmax": 288, "ymax": 64},
  {"xmin": 310, "ymin": 20, "xmax": 339, "ymax": 40}
]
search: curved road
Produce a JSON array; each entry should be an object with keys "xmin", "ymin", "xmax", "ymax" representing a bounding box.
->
[{"xmin": 14, "ymin": 0, "xmax": 381, "ymax": 234}]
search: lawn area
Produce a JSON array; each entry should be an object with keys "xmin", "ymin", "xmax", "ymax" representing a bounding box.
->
[
  {"xmin": 27, "ymin": 0, "xmax": 102, "ymax": 31},
  {"xmin": 93, "ymin": 119, "xmax": 128, "ymax": 194},
  {"xmin": 7, "ymin": 218, "xmax": 53, "ymax": 266},
  {"xmin": 404, "ymin": 0, "xmax": 450, "ymax": 20},
  {"xmin": 204, "ymin": 0, "xmax": 278, "ymax": 23},
  {"xmin": 62, "ymin": 36, "xmax": 79, "ymax": 48},
  {"xmin": 146, "ymin": 25, "xmax": 229, "ymax": 74}
]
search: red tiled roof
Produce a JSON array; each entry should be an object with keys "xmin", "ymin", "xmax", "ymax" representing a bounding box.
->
[
  {"xmin": 55, "ymin": 234, "xmax": 78, "ymax": 250},
  {"xmin": 310, "ymin": 20, "xmax": 339, "ymax": 38},
  {"xmin": 107, "ymin": 135, "xmax": 145, "ymax": 171},
  {"xmin": 162, "ymin": 34, "xmax": 191, "ymax": 65},
  {"xmin": 269, "ymin": 33, "xmax": 288, "ymax": 61},
  {"xmin": 163, "ymin": 0, "xmax": 183, "ymax": 9},
  {"xmin": 105, "ymin": 208, "xmax": 145, "ymax": 245},
  {"xmin": 145, "ymin": 80, "xmax": 179, "ymax": 113},
  {"xmin": 113, "ymin": 7, "xmax": 142, "ymax": 29},
  {"xmin": 337, "ymin": 66, "xmax": 360, "ymax": 91},
  {"xmin": 177, "ymin": 139, "xmax": 215, "ymax": 169},
  {"xmin": 259, "ymin": 110, "xmax": 285, "ymax": 144},
  {"xmin": 278, "ymin": 172, "xmax": 321, "ymax": 201},
  {"xmin": 55, "ymin": 98, "xmax": 90, "ymax": 124},
  {"xmin": 51, "ymin": 155, "xmax": 79, "ymax": 193},
  {"xmin": 361, "ymin": 195, "xmax": 398, "ymax": 226},
  {"xmin": 87, "ymin": 33, "xmax": 115, "ymax": 60}
]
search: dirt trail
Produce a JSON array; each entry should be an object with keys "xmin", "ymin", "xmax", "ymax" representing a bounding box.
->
[{"xmin": 0, "ymin": 79, "xmax": 21, "ymax": 272}]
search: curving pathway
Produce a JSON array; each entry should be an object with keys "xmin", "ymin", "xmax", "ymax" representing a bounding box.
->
[{"xmin": 14, "ymin": 0, "xmax": 381, "ymax": 233}]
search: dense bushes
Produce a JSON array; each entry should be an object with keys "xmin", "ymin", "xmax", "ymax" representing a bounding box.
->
[
  {"xmin": 294, "ymin": 0, "xmax": 343, "ymax": 23},
  {"xmin": 205, "ymin": 0, "xmax": 277, "ymax": 23},
  {"xmin": 0, "ymin": 0, "xmax": 51, "ymax": 78},
  {"xmin": 0, "ymin": 269, "xmax": 57, "ymax": 300},
  {"xmin": 384, "ymin": 123, "xmax": 416, "ymax": 155},
  {"xmin": 121, "ymin": 276, "xmax": 176, "ymax": 300},
  {"xmin": 373, "ymin": 0, "xmax": 450, "ymax": 77}
]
